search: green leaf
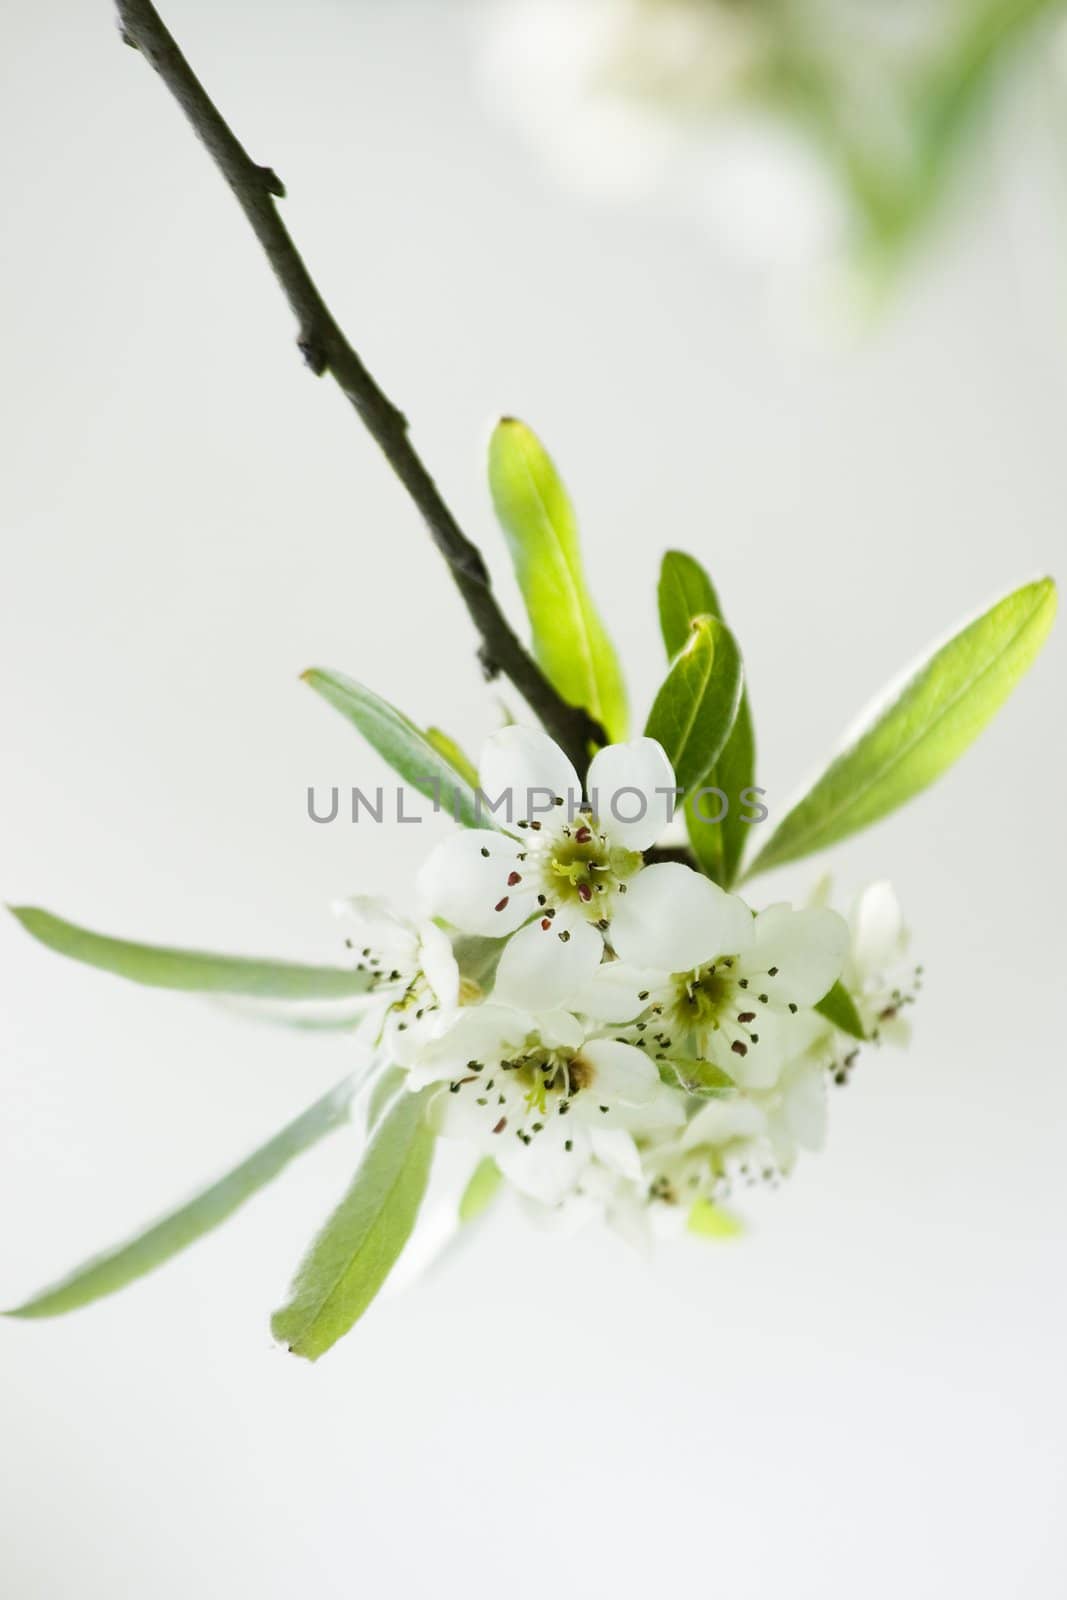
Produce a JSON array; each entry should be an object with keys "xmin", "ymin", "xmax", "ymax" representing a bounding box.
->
[
  {"xmin": 366, "ymin": 1065, "xmax": 407, "ymax": 1130},
  {"xmin": 451, "ymin": 934, "xmax": 506, "ymax": 992},
  {"xmin": 658, "ymin": 549, "xmax": 721, "ymax": 659},
  {"xmin": 659, "ymin": 551, "xmax": 756, "ymax": 886},
  {"xmin": 644, "ymin": 614, "xmax": 743, "ymax": 796},
  {"xmin": 688, "ymin": 1197, "xmax": 744, "ymax": 1239},
  {"xmin": 10, "ymin": 906, "xmax": 374, "ymax": 1001},
  {"xmin": 488, "ymin": 418, "xmax": 628, "ymax": 742},
  {"xmin": 3, "ymin": 1077, "xmax": 355, "ymax": 1319},
  {"xmin": 302, "ymin": 669, "xmax": 490, "ymax": 830},
  {"xmin": 458, "ymin": 1157, "xmax": 503, "ymax": 1226},
  {"xmin": 425, "ymin": 726, "xmax": 479, "ymax": 789},
  {"xmin": 747, "ymin": 578, "xmax": 1057, "ymax": 878},
  {"xmin": 657, "ymin": 1057, "xmax": 736, "ymax": 1097},
  {"xmin": 271, "ymin": 1089, "xmax": 435, "ymax": 1360},
  {"xmin": 815, "ymin": 980, "xmax": 868, "ymax": 1041}
]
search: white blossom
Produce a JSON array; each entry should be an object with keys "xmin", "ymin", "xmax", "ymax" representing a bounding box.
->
[
  {"xmin": 418, "ymin": 725, "xmax": 676, "ymax": 1010},
  {"xmin": 408, "ymin": 1001, "xmax": 683, "ymax": 1205},
  {"xmin": 335, "ymin": 896, "xmax": 460, "ymax": 1065},
  {"xmin": 584, "ymin": 862, "xmax": 849, "ymax": 1087}
]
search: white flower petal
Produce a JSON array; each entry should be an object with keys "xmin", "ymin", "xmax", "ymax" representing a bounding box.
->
[
  {"xmin": 608, "ymin": 1083, "xmax": 687, "ymax": 1134},
  {"xmin": 430, "ymin": 1074, "xmax": 525, "ymax": 1139},
  {"xmin": 682, "ymin": 1096, "xmax": 766, "ymax": 1152},
  {"xmin": 724, "ymin": 1006, "xmax": 792, "ymax": 1089},
  {"xmin": 416, "ymin": 920, "xmax": 460, "ymax": 1011},
  {"xmin": 575, "ymin": 960, "xmax": 661, "ymax": 1022},
  {"xmin": 589, "ymin": 1127, "xmax": 643, "ymax": 1182},
  {"xmin": 479, "ymin": 725, "xmax": 581, "ymax": 825},
  {"xmin": 781, "ymin": 1060, "xmax": 827, "ymax": 1151},
  {"xmin": 334, "ymin": 895, "xmax": 418, "ymax": 973},
  {"xmin": 408, "ymin": 1002, "xmax": 531, "ymax": 1087},
  {"xmin": 417, "ymin": 830, "xmax": 531, "ymax": 936},
  {"xmin": 743, "ymin": 905, "xmax": 849, "ymax": 1007},
  {"xmin": 495, "ymin": 1121, "xmax": 591, "ymax": 1206},
  {"xmin": 850, "ymin": 881, "xmax": 907, "ymax": 977},
  {"xmin": 578, "ymin": 1037, "xmax": 660, "ymax": 1107},
  {"xmin": 587, "ymin": 736, "xmax": 677, "ymax": 849},
  {"xmin": 610, "ymin": 862, "xmax": 753, "ymax": 971},
  {"xmin": 492, "ymin": 904, "xmax": 603, "ymax": 1010}
]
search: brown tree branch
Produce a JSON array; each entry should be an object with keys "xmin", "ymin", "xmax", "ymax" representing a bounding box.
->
[{"xmin": 114, "ymin": 0, "xmax": 606, "ymax": 774}]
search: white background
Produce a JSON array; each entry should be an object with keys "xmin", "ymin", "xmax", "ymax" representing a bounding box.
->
[{"xmin": 1, "ymin": 3, "xmax": 1065, "ymax": 1596}]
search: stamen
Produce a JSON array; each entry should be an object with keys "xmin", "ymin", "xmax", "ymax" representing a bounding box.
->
[{"xmin": 494, "ymin": 896, "xmax": 509, "ymax": 913}]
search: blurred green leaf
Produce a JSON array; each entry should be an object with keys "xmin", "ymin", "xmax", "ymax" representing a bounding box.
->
[
  {"xmin": 747, "ymin": 578, "xmax": 1057, "ymax": 878},
  {"xmin": 425, "ymin": 726, "xmax": 479, "ymax": 789},
  {"xmin": 302, "ymin": 669, "xmax": 490, "ymax": 830},
  {"xmin": 488, "ymin": 418, "xmax": 628, "ymax": 742},
  {"xmin": 658, "ymin": 551, "xmax": 756, "ymax": 886},
  {"xmin": 4, "ymin": 1078, "xmax": 355, "ymax": 1319},
  {"xmin": 451, "ymin": 934, "xmax": 506, "ymax": 992},
  {"xmin": 271, "ymin": 1089, "xmax": 434, "ymax": 1360},
  {"xmin": 688, "ymin": 1198, "xmax": 744, "ymax": 1239},
  {"xmin": 10, "ymin": 906, "xmax": 373, "ymax": 1000},
  {"xmin": 458, "ymin": 1158, "xmax": 503, "ymax": 1226},
  {"xmin": 645, "ymin": 614, "xmax": 743, "ymax": 796},
  {"xmin": 366, "ymin": 1066, "xmax": 407, "ymax": 1130},
  {"xmin": 815, "ymin": 980, "xmax": 867, "ymax": 1041},
  {"xmin": 658, "ymin": 1057, "xmax": 736, "ymax": 1097}
]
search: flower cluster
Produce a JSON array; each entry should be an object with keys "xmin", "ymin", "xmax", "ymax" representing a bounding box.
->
[{"xmin": 345, "ymin": 725, "xmax": 917, "ymax": 1235}]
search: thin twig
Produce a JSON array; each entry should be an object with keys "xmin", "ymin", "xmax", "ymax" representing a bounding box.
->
[{"xmin": 115, "ymin": 0, "xmax": 606, "ymax": 774}]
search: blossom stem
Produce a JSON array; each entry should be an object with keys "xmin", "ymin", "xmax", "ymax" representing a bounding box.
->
[{"xmin": 113, "ymin": 0, "xmax": 606, "ymax": 776}]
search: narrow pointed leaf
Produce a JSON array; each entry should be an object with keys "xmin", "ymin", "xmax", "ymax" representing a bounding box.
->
[
  {"xmin": 747, "ymin": 578, "xmax": 1057, "ymax": 878},
  {"xmin": 458, "ymin": 1157, "xmax": 503, "ymax": 1225},
  {"xmin": 271, "ymin": 1089, "xmax": 434, "ymax": 1360},
  {"xmin": 488, "ymin": 418, "xmax": 628, "ymax": 741},
  {"xmin": 365, "ymin": 1065, "xmax": 407, "ymax": 1130},
  {"xmin": 302, "ymin": 669, "xmax": 489, "ymax": 830},
  {"xmin": 815, "ymin": 980, "xmax": 868, "ymax": 1041},
  {"xmin": 659, "ymin": 550, "xmax": 756, "ymax": 886},
  {"xmin": 645, "ymin": 614, "xmax": 743, "ymax": 796},
  {"xmin": 10, "ymin": 906, "xmax": 373, "ymax": 1000},
  {"xmin": 3, "ymin": 1077, "xmax": 355, "ymax": 1319},
  {"xmin": 424, "ymin": 725, "xmax": 479, "ymax": 789},
  {"xmin": 658, "ymin": 549, "xmax": 721, "ymax": 659}
]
